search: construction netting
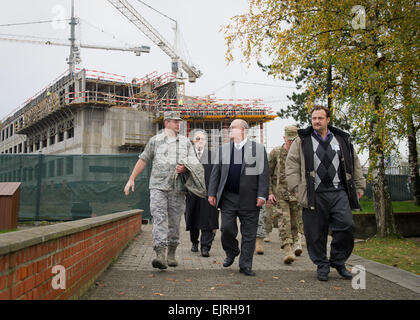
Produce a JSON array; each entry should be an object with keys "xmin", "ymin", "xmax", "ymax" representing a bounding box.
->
[
  {"xmin": 0, "ymin": 154, "xmax": 415, "ymax": 222},
  {"xmin": 363, "ymin": 174, "xmax": 414, "ymax": 201},
  {"xmin": 0, "ymin": 154, "xmax": 151, "ymax": 222}
]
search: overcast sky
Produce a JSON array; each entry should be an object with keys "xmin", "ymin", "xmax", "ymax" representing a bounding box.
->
[{"xmin": 1, "ymin": 1, "xmax": 399, "ymax": 164}]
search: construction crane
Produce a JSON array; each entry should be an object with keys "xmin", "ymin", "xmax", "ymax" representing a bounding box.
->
[
  {"xmin": 0, "ymin": 0, "xmax": 150, "ymax": 75},
  {"xmin": 106, "ymin": 0, "xmax": 202, "ymax": 83},
  {"xmin": 0, "ymin": 35, "xmax": 151, "ymax": 58}
]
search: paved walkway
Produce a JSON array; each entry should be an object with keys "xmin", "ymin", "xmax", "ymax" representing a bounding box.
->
[{"xmin": 81, "ymin": 218, "xmax": 420, "ymax": 300}]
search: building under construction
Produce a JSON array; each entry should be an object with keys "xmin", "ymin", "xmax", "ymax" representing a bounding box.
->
[{"xmin": 0, "ymin": 68, "xmax": 276, "ymax": 155}]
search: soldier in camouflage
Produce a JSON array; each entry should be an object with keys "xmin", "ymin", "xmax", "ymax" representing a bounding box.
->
[
  {"xmin": 255, "ymin": 205, "xmax": 267, "ymax": 254},
  {"xmin": 124, "ymin": 111, "xmax": 199, "ymax": 270},
  {"xmin": 263, "ymin": 201, "xmax": 282, "ymax": 245},
  {"xmin": 267, "ymin": 125, "xmax": 304, "ymax": 264}
]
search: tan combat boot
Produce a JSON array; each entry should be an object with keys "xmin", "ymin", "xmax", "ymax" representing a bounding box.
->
[
  {"xmin": 152, "ymin": 247, "xmax": 167, "ymax": 269},
  {"xmin": 263, "ymin": 233, "xmax": 270, "ymax": 242},
  {"xmin": 293, "ymin": 240, "xmax": 303, "ymax": 257},
  {"xmin": 255, "ymin": 237, "xmax": 264, "ymax": 255},
  {"xmin": 283, "ymin": 244, "xmax": 296, "ymax": 264},
  {"xmin": 299, "ymin": 233, "xmax": 306, "ymax": 246},
  {"xmin": 167, "ymin": 244, "xmax": 178, "ymax": 267}
]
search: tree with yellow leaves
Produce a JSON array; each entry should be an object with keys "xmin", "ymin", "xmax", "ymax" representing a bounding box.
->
[{"xmin": 223, "ymin": 0, "xmax": 419, "ymax": 236}]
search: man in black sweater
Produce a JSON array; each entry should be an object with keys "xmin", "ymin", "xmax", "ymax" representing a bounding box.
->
[
  {"xmin": 208, "ymin": 119, "xmax": 269, "ymax": 276},
  {"xmin": 285, "ymin": 105, "xmax": 366, "ymax": 281}
]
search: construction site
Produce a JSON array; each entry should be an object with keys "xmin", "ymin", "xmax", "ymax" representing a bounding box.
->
[
  {"xmin": 0, "ymin": 66, "xmax": 276, "ymax": 155},
  {"xmin": 0, "ymin": 0, "xmax": 276, "ymax": 156},
  {"xmin": 0, "ymin": 0, "xmax": 278, "ymax": 222}
]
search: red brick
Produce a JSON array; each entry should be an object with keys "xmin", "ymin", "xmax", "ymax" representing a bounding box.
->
[
  {"xmin": 30, "ymin": 246, "xmax": 36, "ymax": 260},
  {"xmin": 17, "ymin": 266, "xmax": 28, "ymax": 281},
  {"xmin": 14, "ymin": 252, "xmax": 22, "ymax": 266},
  {"xmin": 35, "ymin": 245, "xmax": 43, "ymax": 260},
  {"xmin": 10, "ymin": 281, "xmax": 25, "ymax": 299},
  {"xmin": 32, "ymin": 286, "xmax": 41, "ymax": 300},
  {"xmin": 36, "ymin": 258, "xmax": 48, "ymax": 273},
  {"xmin": 43, "ymin": 289, "xmax": 58, "ymax": 300},
  {"xmin": 26, "ymin": 247, "xmax": 35, "ymax": 263},
  {"xmin": 28, "ymin": 261, "xmax": 37, "ymax": 276},
  {"xmin": 34, "ymin": 272, "xmax": 45, "ymax": 287},
  {"xmin": 7, "ymin": 273, "xmax": 14, "ymax": 287},
  {"xmin": 48, "ymin": 241, "xmax": 57, "ymax": 252},
  {"xmin": 20, "ymin": 290, "xmax": 33, "ymax": 300},
  {"xmin": 8, "ymin": 253, "xmax": 16, "ymax": 268},
  {"xmin": 0, "ymin": 289, "xmax": 10, "ymax": 300},
  {"xmin": 0, "ymin": 275, "xmax": 6, "ymax": 291},
  {"xmin": 46, "ymin": 267, "xmax": 55, "ymax": 281},
  {"xmin": 37, "ymin": 286, "xmax": 49, "ymax": 300},
  {"xmin": 41, "ymin": 282, "xmax": 51, "ymax": 299},
  {"xmin": 22, "ymin": 248, "xmax": 29, "ymax": 264},
  {"xmin": 47, "ymin": 256, "xmax": 53, "ymax": 268},
  {"xmin": 0, "ymin": 255, "xmax": 8, "ymax": 274},
  {"xmin": 22, "ymin": 275, "xmax": 36, "ymax": 293}
]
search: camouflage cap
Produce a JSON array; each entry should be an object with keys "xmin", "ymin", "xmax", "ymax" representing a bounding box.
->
[
  {"xmin": 163, "ymin": 111, "xmax": 182, "ymax": 121},
  {"xmin": 285, "ymin": 125, "xmax": 298, "ymax": 140}
]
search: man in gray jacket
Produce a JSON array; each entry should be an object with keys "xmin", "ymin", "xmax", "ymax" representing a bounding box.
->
[
  {"xmin": 208, "ymin": 119, "xmax": 269, "ymax": 276},
  {"xmin": 285, "ymin": 105, "xmax": 366, "ymax": 281}
]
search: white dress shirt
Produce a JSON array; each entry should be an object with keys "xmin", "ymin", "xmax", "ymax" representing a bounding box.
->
[
  {"xmin": 233, "ymin": 137, "xmax": 265, "ymax": 203},
  {"xmin": 234, "ymin": 137, "xmax": 248, "ymax": 150}
]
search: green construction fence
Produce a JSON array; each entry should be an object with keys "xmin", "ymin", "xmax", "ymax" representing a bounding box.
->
[{"xmin": 0, "ymin": 154, "xmax": 151, "ymax": 222}]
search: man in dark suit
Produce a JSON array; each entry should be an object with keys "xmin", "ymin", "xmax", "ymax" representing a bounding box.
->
[
  {"xmin": 208, "ymin": 119, "xmax": 269, "ymax": 276},
  {"xmin": 185, "ymin": 130, "xmax": 219, "ymax": 257}
]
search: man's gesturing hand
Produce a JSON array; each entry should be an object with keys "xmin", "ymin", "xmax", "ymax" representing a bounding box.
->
[{"xmin": 124, "ymin": 180, "xmax": 135, "ymax": 196}]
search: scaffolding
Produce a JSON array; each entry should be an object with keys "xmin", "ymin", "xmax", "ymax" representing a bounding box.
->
[{"xmin": 3, "ymin": 68, "xmax": 276, "ymax": 153}]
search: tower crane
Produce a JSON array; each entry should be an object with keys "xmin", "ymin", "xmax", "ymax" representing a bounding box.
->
[
  {"xmin": 0, "ymin": 34, "xmax": 150, "ymax": 59},
  {"xmin": 0, "ymin": 0, "xmax": 151, "ymax": 75},
  {"xmin": 106, "ymin": 0, "xmax": 202, "ymax": 83}
]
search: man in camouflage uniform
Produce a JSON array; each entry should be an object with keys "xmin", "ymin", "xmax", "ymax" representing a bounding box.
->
[
  {"xmin": 263, "ymin": 201, "xmax": 282, "ymax": 244},
  {"xmin": 124, "ymin": 111, "xmax": 200, "ymax": 270},
  {"xmin": 267, "ymin": 125, "xmax": 304, "ymax": 264},
  {"xmin": 255, "ymin": 205, "xmax": 267, "ymax": 254}
]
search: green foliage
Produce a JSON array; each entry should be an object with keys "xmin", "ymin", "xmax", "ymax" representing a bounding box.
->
[
  {"xmin": 0, "ymin": 228, "xmax": 18, "ymax": 234},
  {"xmin": 222, "ymin": 0, "xmax": 419, "ymax": 236},
  {"xmin": 354, "ymin": 199, "xmax": 420, "ymax": 213},
  {"xmin": 223, "ymin": 0, "xmax": 419, "ymax": 166}
]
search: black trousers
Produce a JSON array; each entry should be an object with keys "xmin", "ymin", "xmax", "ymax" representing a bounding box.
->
[
  {"xmin": 220, "ymin": 191, "xmax": 259, "ymax": 270},
  {"xmin": 302, "ymin": 190, "xmax": 355, "ymax": 272},
  {"xmin": 190, "ymin": 229, "xmax": 216, "ymax": 250}
]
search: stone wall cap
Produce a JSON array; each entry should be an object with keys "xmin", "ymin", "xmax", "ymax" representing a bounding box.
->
[{"xmin": 0, "ymin": 209, "xmax": 142, "ymax": 255}]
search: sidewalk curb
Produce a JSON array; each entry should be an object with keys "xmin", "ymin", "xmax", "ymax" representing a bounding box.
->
[{"xmin": 347, "ymin": 254, "xmax": 420, "ymax": 294}]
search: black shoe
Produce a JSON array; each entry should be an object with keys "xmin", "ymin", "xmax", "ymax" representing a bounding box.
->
[
  {"xmin": 223, "ymin": 256, "xmax": 235, "ymax": 267},
  {"xmin": 239, "ymin": 268, "xmax": 256, "ymax": 276},
  {"xmin": 201, "ymin": 247, "xmax": 210, "ymax": 257},
  {"xmin": 334, "ymin": 265, "xmax": 353, "ymax": 280},
  {"xmin": 317, "ymin": 272, "xmax": 329, "ymax": 281},
  {"xmin": 191, "ymin": 243, "xmax": 198, "ymax": 252}
]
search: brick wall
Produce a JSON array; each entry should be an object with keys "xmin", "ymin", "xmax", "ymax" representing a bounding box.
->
[{"xmin": 0, "ymin": 209, "xmax": 142, "ymax": 300}]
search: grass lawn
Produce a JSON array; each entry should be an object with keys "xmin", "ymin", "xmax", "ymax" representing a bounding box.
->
[
  {"xmin": 0, "ymin": 228, "xmax": 18, "ymax": 234},
  {"xmin": 353, "ymin": 236, "xmax": 420, "ymax": 275},
  {"xmin": 354, "ymin": 199, "xmax": 420, "ymax": 213}
]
